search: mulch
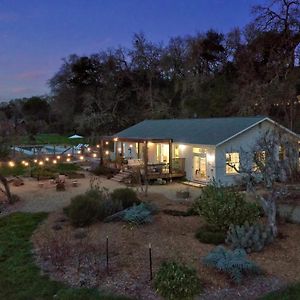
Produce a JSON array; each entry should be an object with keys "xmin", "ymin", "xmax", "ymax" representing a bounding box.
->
[{"xmin": 31, "ymin": 193, "xmax": 300, "ymax": 299}]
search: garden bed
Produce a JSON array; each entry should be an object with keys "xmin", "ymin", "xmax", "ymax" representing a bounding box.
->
[{"xmin": 32, "ymin": 193, "xmax": 300, "ymax": 299}]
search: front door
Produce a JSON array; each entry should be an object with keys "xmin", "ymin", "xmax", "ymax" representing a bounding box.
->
[{"xmin": 193, "ymin": 154, "xmax": 207, "ymax": 181}]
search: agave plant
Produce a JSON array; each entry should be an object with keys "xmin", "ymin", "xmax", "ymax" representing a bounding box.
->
[{"xmin": 202, "ymin": 246, "xmax": 261, "ymax": 284}]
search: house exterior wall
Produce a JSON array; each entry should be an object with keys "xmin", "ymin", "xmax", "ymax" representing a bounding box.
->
[{"xmin": 215, "ymin": 120, "xmax": 299, "ymax": 186}]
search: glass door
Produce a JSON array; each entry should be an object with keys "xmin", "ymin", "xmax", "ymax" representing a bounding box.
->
[{"xmin": 193, "ymin": 154, "xmax": 207, "ymax": 181}]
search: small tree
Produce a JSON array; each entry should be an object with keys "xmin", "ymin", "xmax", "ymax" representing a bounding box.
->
[{"xmin": 227, "ymin": 128, "xmax": 299, "ymax": 237}]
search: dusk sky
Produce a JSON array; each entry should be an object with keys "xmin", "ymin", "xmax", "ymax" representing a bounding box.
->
[{"xmin": 0, "ymin": 0, "xmax": 263, "ymax": 101}]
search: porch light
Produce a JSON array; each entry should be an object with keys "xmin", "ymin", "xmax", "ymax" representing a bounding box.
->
[
  {"xmin": 53, "ymin": 160, "xmax": 57, "ymax": 164},
  {"xmin": 207, "ymin": 153, "xmax": 215, "ymax": 164},
  {"xmin": 129, "ymin": 144, "xmax": 133, "ymax": 148},
  {"xmin": 8, "ymin": 161, "xmax": 15, "ymax": 167},
  {"xmin": 113, "ymin": 138, "xmax": 118, "ymax": 142}
]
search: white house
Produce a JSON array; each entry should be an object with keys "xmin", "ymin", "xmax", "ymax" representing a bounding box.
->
[{"xmin": 109, "ymin": 116, "xmax": 299, "ymax": 185}]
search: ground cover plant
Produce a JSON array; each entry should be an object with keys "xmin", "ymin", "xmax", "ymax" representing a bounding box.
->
[
  {"xmin": 0, "ymin": 212, "xmax": 129, "ymax": 300},
  {"xmin": 154, "ymin": 261, "xmax": 202, "ymax": 299},
  {"xmin": 261, "ymin": 282, "xmax": 300, "ymax": 300},
  {"xmin": 195, "ymin": 224, "xmax": 226, "ymax": 245}
]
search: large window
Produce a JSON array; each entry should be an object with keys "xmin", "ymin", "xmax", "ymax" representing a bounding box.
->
[{"xmin": 226, "ymin": 152, "xmax": 240, "ymax": 174}]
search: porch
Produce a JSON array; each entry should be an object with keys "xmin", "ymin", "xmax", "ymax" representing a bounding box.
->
[{"xmin": 100, "ymin": 137, "xmax": 186, "ymax": 181}]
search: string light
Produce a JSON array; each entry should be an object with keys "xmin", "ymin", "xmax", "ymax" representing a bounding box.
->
[
  {"xmin": 8, "ymin": 161, "xmax": 15, "ymax": 167},
  {"xmin": 34, "ymin": 159, "xmax": 38, "ymax": 163},
  {"xmin": 45, "ymin": 157, "xmax": 49, "ymax": 161},
  {"xmin": 67, "ymin": 153, "xmax": 71, "ymax": 157},
  {"xmin": 105, "ymin": 141, "xmax": 109, "ymax": 145},
  {"xmin": 38, "ymin": 161, "xmax": 44, "ymax": 166},
  {"xmin": 56, "ymin": 155, "xmax": 61, "ymax": 160},
  {"xmin": 96, "ymin": 144, "xmax": 100, "ymax": 148},
  {"xmin": 87, "ymin": 147, "xmax": 91, "ymax": 152},
  {"xmin": 24, "ymin": 162, "xmax": 29, "ymax": 167},
  {"xmin": 66, "ymin": 158, "xmax": 71, "ymax": 162},
  {"xmin": 77, "ymin": 151, "xmax": 81, "ymax": 154},
  {"xmin": 53, "ymin": 160, "xmax": 57, "ymax": 164},
  {"xmin": 80, "ymin": 156, "xmax": 84, "ymax": 160},
  {"xmin": 92, "ymin": 153, "xmax": 97, "ymax": 158},
  {"xmin": 105, "ymin": 150, "xmax": 109, "ymax": 155}
]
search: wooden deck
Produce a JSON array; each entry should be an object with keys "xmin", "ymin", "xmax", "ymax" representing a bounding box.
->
[{"xmin": 147, "ymin": 171, "xmax": 185, "ymax": 180}]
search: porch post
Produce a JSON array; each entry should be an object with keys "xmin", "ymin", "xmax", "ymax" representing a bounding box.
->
[
  {"xmin": 169, "ymin": 139, "xmax": 173, "ymax": 182},
  {"xmin": 100, "ymin": 139, "xmax": 104, "ymax": 166},
  {"xmin": 144, "ymin": 141, "xmax": 149, "ymax": 196}
]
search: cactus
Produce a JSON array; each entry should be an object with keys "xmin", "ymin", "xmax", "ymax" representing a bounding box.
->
[{"xmin": 226, "ymin": 222, "xmax": 274, "ymax": 253}]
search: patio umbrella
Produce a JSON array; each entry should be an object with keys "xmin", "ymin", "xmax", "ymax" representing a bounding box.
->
[{"xmin": 68, "ymin": 134, "xmax": 83, "ymax": 139}]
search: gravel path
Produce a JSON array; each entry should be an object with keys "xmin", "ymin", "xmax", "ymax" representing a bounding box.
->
[{"xmin": 7, "ymin": 174, "xmax": 200, "ymax": 213}]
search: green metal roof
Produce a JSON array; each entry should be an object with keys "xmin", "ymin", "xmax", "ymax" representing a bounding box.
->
[{"xmin": 114, "ymin": 116, "xmax": 267, "ymax": 145}]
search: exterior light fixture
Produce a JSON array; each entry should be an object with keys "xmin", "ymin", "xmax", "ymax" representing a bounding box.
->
[
  {"xmin": 80, "ymin": 156, "xmax": 84, "ymax": 160},
  {"xmin": 8, "ymin": 161, "xmax": 15, "ymax": 167},
  {"xmin": 45, "ymin": 157, "xmax": 49, "ymax": 161},
  {"xmin": 92, "ymin": 153, "xmax": 97, "ymax": 158},
  {"xmin": 66, "ymin": 158, "xmax": 71, "ymax": 162},
  {"xmin": 179, "ymin": 144, "xmax": 186, "ymax": 150},
  {"xmin": 67, "ymin": 153, "xmax": 71, "ymax": 157},
  {"xmin": 129, "ymin": 144, "xmax": 133, "ymax": 148},
  {"xmin": 24, "ymin": 162, "xmax": 29, "ymax": 167},
  {"xmin": 105, "ymin": 150, "xmax": 109, "ymax": 155},
  {"xmin": 34, "ymin": 159, "xmax": 38, "ymax": 163},
  {"xmin": 105, "ymin": 141, "xmax": 109, "ymax": 145},
  {"xmin": 87, "ymin": 147, "xmax": 91, "ymax": 151},
  {"xmin": 53, "ymin": 160, "xmax": 57, "ymax": 164},
  {"xmin": 77, "ymin": 150, "xmax": 81, "ymax": 154},
  {"xmin": 113, "ymin": 137, "xmax": 118, "ymax": 142},
  {"xmin": 38, "ymin": 161, "xmax": 44, "ymax": 166},
  {"xmin": 56, "ymin": 156, "xmax": 61, "ymax": 159},
  {"xmin": 118, "ymin": 147, "xmax": 122, "ymax": 152},
  {"xmin": 96, "ymin": 144, "xmax": 100, "ymax": 148}
]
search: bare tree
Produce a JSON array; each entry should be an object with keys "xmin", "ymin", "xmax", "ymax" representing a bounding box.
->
[{"xmin": 227, "ymin": 128, "xmax": 299, "ymax": 236}]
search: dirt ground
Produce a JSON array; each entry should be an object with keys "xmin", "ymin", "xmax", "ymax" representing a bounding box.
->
[{"xmin": 32, "ymin": 192, "xmax": 300, "ymax": 300}]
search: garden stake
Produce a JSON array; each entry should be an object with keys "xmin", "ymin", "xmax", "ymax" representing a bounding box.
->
[
  {"xmin": 149, "ymin": 243, "xmax": 152, "ymax": 281},
  {"xmin": 106, "ymin": 235, "xmax": 109, "ymax": 274}
]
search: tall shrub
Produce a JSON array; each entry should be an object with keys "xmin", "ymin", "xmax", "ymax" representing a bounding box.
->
[{"xmin": 194, "ymin": 182, "xmax": 260, "ymax": 231}]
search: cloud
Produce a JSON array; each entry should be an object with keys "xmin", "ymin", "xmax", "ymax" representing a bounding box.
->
[
  {"xmin": 16, "ymin": 70, "xmax": 46, "ymax": 80},
  {"xmin": 0, "ymin": 12, "xmax": 18, "ymax": 22},
  {"xmin": 11, "ymin": 87, "xmax": 33, "ymax": 94}
]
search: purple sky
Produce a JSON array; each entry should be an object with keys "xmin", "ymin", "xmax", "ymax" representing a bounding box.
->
[{"xmin": 0, "ymin": 0, "xmax": 263, "ymax": 101}]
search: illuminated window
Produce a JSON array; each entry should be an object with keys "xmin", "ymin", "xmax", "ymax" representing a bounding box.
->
[
  {"xmin": 156, "ymin": 144, "xmax": 169, "ymax": 162},
  {"xmin": 279, "ymin": 146, "xmax": 285, "ymax": 160},
  {"xmin": 226, "ymin": 152, "xmax": 239, "ymax": 174},
  {"xmin": 174, "ymin": 145, "xmax": 179, "ymax": 158},
  {"xmin": 253, "ymin": 151, "xmax": 266, "ymax": 171},
  {"xmin": 193, "ymin": 147, "xmax": 207, "ymax": 154}
]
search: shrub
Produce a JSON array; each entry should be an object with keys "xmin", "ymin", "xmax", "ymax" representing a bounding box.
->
[
  {"xmin": 111, "ymin": 188, "xmax": 140, "ymax": 209},
  {"xmin": 195, "ymin": 225, "xmax": 226, "ymax": 245},
  {"xmin": 91, "ymin": 165, "xmax": 114, "ymax": 177},
  {"xmin": 202, "ymin": 246, "xmax": 261, "ymax": 284},
  {"xmin": 194, "ymin": 182, "xmax": 260, "ymax": 231},
  {"xmin": 226, "ymin": 222, "xmax": 274, "ymax": 253},
  {"xmin": 154, "ymin": 261, "xmax": 202, "ymax": 299},
  {"xmin": 66, "ymin": 188, "xmax": 123, "ymax": 226},
  {"xmin": 68, "ymin": 194, "xmax": 101, "ymax": 227}
]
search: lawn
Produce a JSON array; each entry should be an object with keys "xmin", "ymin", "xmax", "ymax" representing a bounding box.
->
[
  {"xmin": 17, "ymin": 133, "xmax": 85, "ymax": 145},
  {"xmin": 0, "ymin": 212, "xmax": 130, "ymax": 300},
  {"xmin": 0, "ymin": 162, "xmax": 81, "ymax": 177}
]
